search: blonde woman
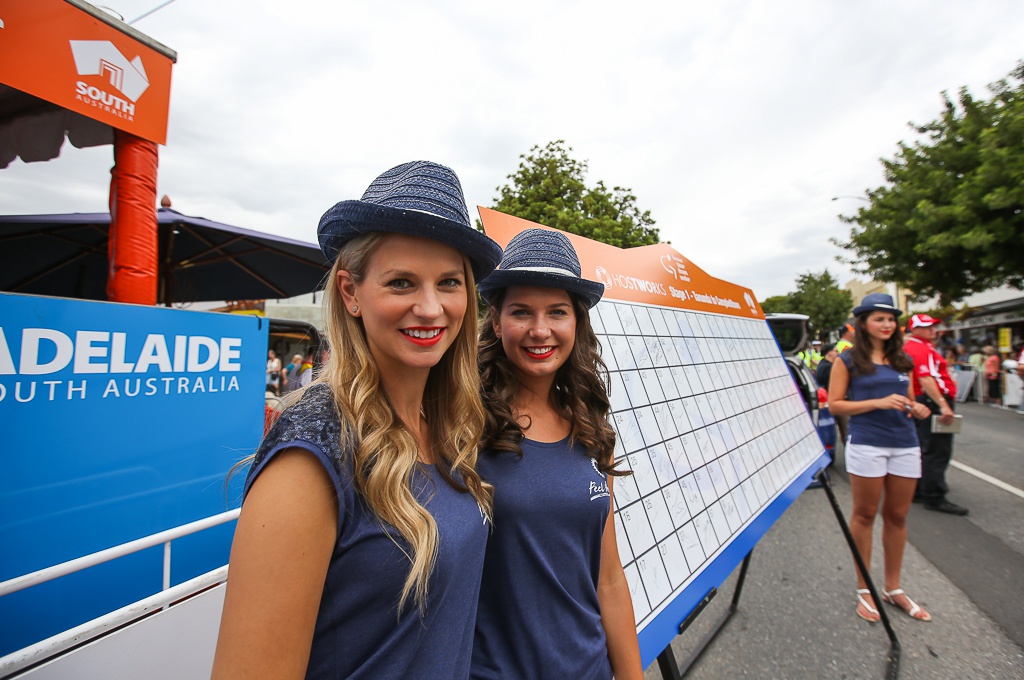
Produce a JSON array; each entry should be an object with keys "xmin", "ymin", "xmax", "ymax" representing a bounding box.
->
[{"xmin": 212, "ymin": 162, "xmax": 502, "ymax": 679}]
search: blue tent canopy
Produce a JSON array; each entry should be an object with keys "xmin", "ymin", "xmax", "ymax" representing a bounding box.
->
[{"xmin": 0, "ymin": 208, "xmax": 329, "ymax": 304}]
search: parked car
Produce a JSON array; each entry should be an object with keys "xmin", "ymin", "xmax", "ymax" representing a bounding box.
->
[
  {"xmin": 816, "ymin": 386, "xmax": 837, "ymax": 465},
  {"xmin": 765, "ymin": 313, "xmax": 835, "ymax": 466}
]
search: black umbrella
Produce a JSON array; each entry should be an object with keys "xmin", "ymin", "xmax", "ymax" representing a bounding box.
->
[{"xmin": 0, "ymin": 208, "xmax": 330, "ymax": 304}]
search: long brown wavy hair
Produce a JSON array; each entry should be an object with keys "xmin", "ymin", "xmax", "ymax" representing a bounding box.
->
[
  {"xmin": 848, "ymin": 311, "xmax": 914, "ymax": 376},
  {"xmin": 478, "ymin": 289, "xmax": 627, "ymax": 477}
]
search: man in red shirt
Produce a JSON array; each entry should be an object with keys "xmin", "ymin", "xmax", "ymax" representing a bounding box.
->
[{"xmin": 904, "ymin": 314, "xmax": 968, "ymax": 515}]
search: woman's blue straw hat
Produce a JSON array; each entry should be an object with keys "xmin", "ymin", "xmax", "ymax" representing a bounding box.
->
[
  {"xmin": 478, "ymin": 228, "xmax": 605, "ymax": 308},
  {"xmin": 852, "ymin": 292, "xmax": 904, "ymax": 318},
  {"xmin": 317, "ymin": 161, "xmax": 502, "ymax": 280}
]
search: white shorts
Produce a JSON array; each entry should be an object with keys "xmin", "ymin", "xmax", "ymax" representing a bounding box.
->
[{"xmin": 845, "ymin": 442, "xmax": 921, "ymax": 479}]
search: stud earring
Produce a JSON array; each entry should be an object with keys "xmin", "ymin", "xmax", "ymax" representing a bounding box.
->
[{"xmin": 351, "ymin": 306, "xmax": 359, "ymax": 313}]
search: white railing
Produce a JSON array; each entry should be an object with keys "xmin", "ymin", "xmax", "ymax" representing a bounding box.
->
[
  {"xmin": 0, "ymin": 566, "xmax": 230, "ymax": 678},
  {"xmin": 0, "ymin": 509, "xmax": 239, "ymax": 598},
  {"xmin": 0, "ymin": 509, "xmax": 240, "ymax": 678}
]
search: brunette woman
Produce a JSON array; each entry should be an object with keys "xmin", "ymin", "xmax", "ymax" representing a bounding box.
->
[
  {"xmin": 212, "ymin": 161, "xmax": 502, "ymax": 679},
  {"xmin": 828, "ymin": 293, "xmax": 934, "ymax": 624},
  {"xmin": 471, "ymin": 228, "xmax": 643, "ymax": 680}
]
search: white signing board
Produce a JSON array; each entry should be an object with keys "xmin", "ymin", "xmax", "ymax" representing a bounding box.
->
[{"xmin": 593, "ymin": 300, "xmax": 823, "ymax": 657}]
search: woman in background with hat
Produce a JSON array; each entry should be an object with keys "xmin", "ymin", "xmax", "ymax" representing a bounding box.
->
[
  {"xmin": 828, "ymin": 293, "xmax": 934, "ymax": 624},
  {"xmin": 212, "ymin": 161, "xmax": 502, "ymax": 679},
  {"xmin": 471, "ymin": 228, "xmax": 643, "ymax": 680}
]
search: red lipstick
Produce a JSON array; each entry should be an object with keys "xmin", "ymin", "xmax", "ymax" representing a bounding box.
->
[
  {"xmin": 402, "ymin": 327, "xmax": 445, "ymax": 347},
  {"xmin": 524, "ymin": 346, "xmax": 555, "ymax": 359}
]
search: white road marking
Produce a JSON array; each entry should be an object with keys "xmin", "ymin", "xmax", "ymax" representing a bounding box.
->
[{"xmin": 950, "ymin": 460, "xmax": 1024, "ymax": 501}]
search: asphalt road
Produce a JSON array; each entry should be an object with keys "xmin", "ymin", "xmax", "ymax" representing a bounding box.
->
[
  {"xmin": 643, "ymin": 401, "xmax": 1024, "ymax": 679},
  {"xmin": 905, "ymin": 402, "xmax": 1024, "ymax": 652}
]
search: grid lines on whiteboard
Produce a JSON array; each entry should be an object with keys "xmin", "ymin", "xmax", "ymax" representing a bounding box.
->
[{"xmin": 590, "ymin": 300, "xmax": 823, "ymax": 630}]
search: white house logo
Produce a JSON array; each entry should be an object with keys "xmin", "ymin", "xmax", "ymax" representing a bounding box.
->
[
  {"xmin": 743, "ymin": 291, "xmax": 758, "ymax": 314},
  {"xmin": 70, "ymin": 40, "xmax": 150, "ymax": 120},
  {"xmin": 660, "ymin": 253, "xmax": 690, "ymax": 282}
]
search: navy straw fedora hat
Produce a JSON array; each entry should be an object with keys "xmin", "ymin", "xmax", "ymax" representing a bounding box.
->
[
  {"xmin": 478, "ymin": 228, "xmax": 605, "ymax": 308},
  {"xmin": 317, "ymin": 161, "xmax": 502, "ymax": 280},
  {"xmin": 852, "ymin": 292, "xmax": 904, "ymax": 317}
]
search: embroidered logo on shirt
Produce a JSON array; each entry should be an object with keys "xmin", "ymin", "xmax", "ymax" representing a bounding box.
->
[{"xmin": 589, "ymin": 458, "xmax": 610, "ymax": 501}]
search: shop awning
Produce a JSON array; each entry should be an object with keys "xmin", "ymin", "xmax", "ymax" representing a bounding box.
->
[{"xmin": 0, "ymin": 209, "xmax": 331, "ymax": 303}]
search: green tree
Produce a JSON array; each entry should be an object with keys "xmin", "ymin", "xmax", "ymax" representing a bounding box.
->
[
  {"xmin": 787, "ymin": 270, "xmax": 854, "ymax": 337},
  {"xmin": 761, "ymin": 271, "xmax": 852, "ymax": 337},
  {"xmin": 759, "ymin": 294, "xmax": 793, "ymax": 315},
  {"xmin": 835, "ymin": 61, "xmax": 1024, "ymax": 305},
  {"xmin": 481, "ymin": 140, "xmax": 660, "ymax": 247}
]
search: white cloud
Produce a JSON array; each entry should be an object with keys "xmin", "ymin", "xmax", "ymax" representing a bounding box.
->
[{"xmin": 2, "ymin": 0, "xmax": 1021, "ymax": 301}]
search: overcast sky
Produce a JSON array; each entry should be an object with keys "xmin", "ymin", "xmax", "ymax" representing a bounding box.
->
[{"xmin": 3, "ymin": 0, "xmax": 1022, "ymax": 300}]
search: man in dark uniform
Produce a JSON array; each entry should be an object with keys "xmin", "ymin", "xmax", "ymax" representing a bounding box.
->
[
  {"xmin": 832, "ymin": 324, "xmax": 855, "ymax": 442},
  {"xmin": 815, "ymin": 343, "xmax": 838, "ymax": 389}
]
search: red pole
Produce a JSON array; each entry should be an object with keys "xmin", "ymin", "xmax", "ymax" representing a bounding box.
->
[{"xmin": 108, "ymin": 129, "xmax": 159, "ymax": 305}]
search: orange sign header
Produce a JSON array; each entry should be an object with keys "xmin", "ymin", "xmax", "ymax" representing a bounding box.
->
[
  {"xmin": 478, "ymin": 207, "xmax": 765, "ymax": 319},
  {"xmin": 0, "ymin": 0, "xmax": 175, "ymax": 144}
]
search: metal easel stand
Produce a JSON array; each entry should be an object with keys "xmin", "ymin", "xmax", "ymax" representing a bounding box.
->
[
  {"xmin": 655, "ymin": 551, "xmax": 753, "ymax": 680},
  {"xmin": 816, "ymin": 468, "xmax": 901, "ymax": 680},
  {"xmin": 656, "ymin": 468, "xmax": 900, "ymax": 680}
]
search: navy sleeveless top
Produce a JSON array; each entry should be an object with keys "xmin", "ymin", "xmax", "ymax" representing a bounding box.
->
[
  {"xmin": 244, "ymin": 384, "xmax": 489, "ymax": 680},
  {"xmin": 840, "ymin": 353, "xmax": 919, "ymax": 448},
  {"xmin": 471, "ymin": 437, "xmax": 613, "ymax": 680}
]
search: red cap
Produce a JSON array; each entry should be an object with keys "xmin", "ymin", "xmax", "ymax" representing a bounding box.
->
[{"xmin": 908, "ymin": 313, "xmax": 941, "ymax": 329}]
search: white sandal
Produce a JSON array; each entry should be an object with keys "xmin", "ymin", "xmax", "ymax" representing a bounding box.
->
[
  {"xmin": 882, "ymin": 588, "xmax": 932, "ymax": 622},
  {"xmin": 856, "ymin": 589, "xmax": 879, "ymax": 623}
]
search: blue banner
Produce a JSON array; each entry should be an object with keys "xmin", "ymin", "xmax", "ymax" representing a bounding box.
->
[{"xmin": 0, "ymin": 293, "xmax": 268, "ymax": 655}]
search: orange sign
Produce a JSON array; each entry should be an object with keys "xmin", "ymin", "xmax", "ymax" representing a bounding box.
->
[
  {"xmin": 0, "ymin": 0, "xmax": 175, "ymax": 144},
  {"xmin": 478, "ymin": 207, "xmax": 765, "ymax": 319}
]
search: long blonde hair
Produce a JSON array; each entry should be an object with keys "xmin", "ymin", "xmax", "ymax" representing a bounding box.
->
[{"xmin": 319, "ymin": 233, "xmax": 492, "ymax": 611}]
